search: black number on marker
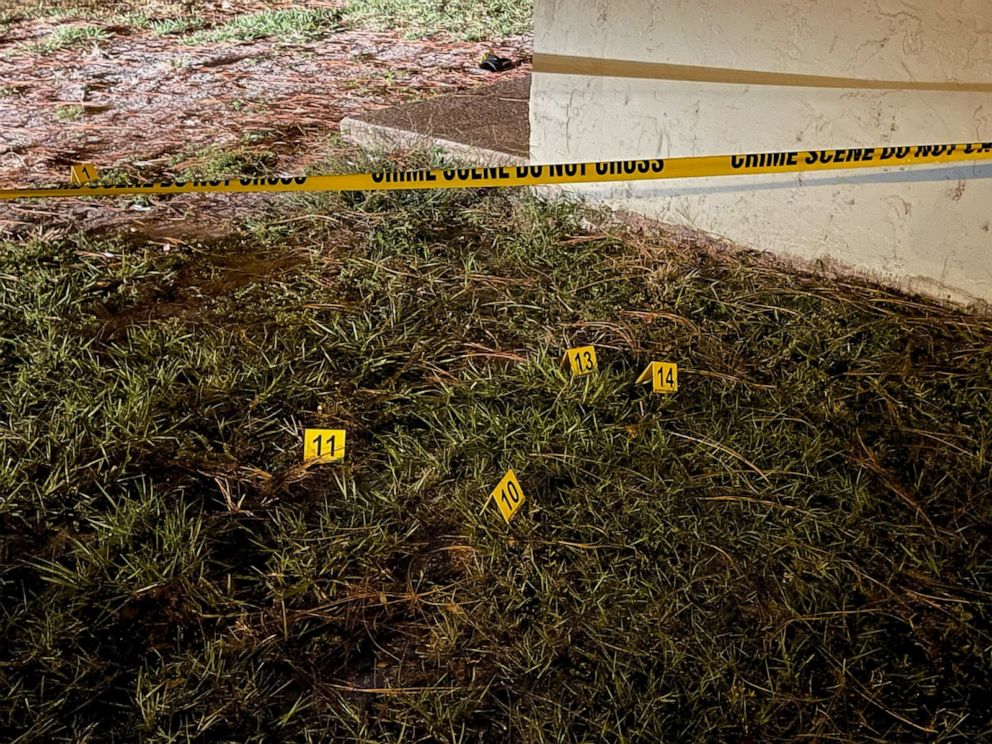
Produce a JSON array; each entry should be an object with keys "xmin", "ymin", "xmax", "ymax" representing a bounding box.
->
[
  {"xmin": 573, "ymin": 349, "xmax": 594, "ymax": 372},
  {"xmin": 666, "ymin": 368, "xmax": 675, "ymax": 386},
  {"xmin": 500, "ymin": 480, "xmax": 521, "ymax": 508},
  {"xmin": 313, "ymin": 434, "xmax": 336, "ymax": 457}
]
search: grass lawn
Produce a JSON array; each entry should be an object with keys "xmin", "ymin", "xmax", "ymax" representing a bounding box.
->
[
  {"xmin": 1, "ymin": 149, "xmax": 990, "ymax": 741},
  {"xmin": 4, "ymin": 1, "xmax": 533, "ymax": 41}
]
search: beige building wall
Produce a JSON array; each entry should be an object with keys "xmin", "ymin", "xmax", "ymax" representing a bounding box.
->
[{"xmin": 530, "ymin": 0, "xmax": 992, "ymax": 304}]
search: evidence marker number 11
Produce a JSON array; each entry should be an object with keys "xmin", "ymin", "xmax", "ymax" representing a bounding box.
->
[{"xmin": 303, "ymin": 428, "xmax": 346, "ymax": 463}]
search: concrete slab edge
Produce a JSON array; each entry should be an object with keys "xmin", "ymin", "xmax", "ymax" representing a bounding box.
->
[{"xmin": 340, "ymin": 117, "xmax": 528, "ymax": 167}]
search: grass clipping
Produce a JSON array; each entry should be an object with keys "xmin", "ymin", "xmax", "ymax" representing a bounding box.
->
[{"xmin": 0, "ymin": 163, "xmax": 990, "ymax": 741}]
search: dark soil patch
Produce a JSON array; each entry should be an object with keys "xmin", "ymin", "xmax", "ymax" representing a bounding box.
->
[{"xmin": 90, "ymin": 240, "xmax": 308, "ymax": 339}]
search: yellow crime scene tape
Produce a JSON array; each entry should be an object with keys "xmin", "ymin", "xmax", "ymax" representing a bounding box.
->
[{"xmin": 1, "ymin": 142, "xmax": 990, "ymax": 200}]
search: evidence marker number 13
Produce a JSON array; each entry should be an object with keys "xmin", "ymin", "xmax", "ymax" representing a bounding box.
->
[
  {"xmin": 491, "ymin": 469, "xmax": 526, "ymax": 523},
  {"xmin": 304, "ymin": 428, "xmax": 346, "ymax": 463},
  {"xmin": 565, "ymin": 345, "xmax": 597, "ymax": 377}
]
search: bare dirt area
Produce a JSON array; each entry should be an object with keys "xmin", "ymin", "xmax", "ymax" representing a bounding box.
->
[{"xmin": 0, "ymin": 5, "xmax": 530, "ymax": 236}]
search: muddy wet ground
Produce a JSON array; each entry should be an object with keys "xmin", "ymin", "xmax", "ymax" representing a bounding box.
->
[{"xmin": 0, "ymin": 6, "xmax": 530, "ymax": 236}]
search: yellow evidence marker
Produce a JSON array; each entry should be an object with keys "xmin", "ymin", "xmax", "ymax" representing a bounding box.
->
[
  {"xmin": 490, "ymin": 469, "xmax": 526, "ymax": 523},
  {"xmin": 70, "ymin": 163, "xmax": 100, "ymax": 185},
  {"xmin": 303, "ymin": 428, "xmax": 346, "ymax": 463},
  {"xmin": 636, "ymin": 361, "xmax": 678, "ymax": 394},
  {"xmin": 564, "ymin": 345, "xmax": 597, "ymax": 377}
]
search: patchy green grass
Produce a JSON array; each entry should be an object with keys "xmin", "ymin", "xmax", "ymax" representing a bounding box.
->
[
  {"xmin": 54, "ymin": 104, "xmax": 85, "ymax": 121},
  {"xmin": 5, "ymin": 1, "xmax": 531, "ymax": 41},
  {"xmin": 110, "ymin": 9, "xmax": 152, "ymax": 27},
  {"xmin": 4, "ymin": 0, "xmax": 187, "ymax": 18},
  {"xmin": 31, "ymin": 24, "xmax": 107, "ymax": 52},
  {"xmin": 1, "ymin": 1, "xmax": 69, "ymax": 19},
  {"xmin": 183, "ymin": 8, "xmax": 342, "ymax": 45},
  {"xmin": 1, "ymin": 149, "xmax": 990, "ymax": 741},
  {"xmin": 343, "ymin": 0, "xmax": 532, "ymax": 39},
  {"xmin": 6, "ymin": 1, "xmax": 529, "ymax": 48},
  {"xmin": 169, "ymin": 142, "xmax": 278, "ymax": 181},
  {"xmin": 0, "ymin": 11, "xmax": 17, "ymax": 33},
  {"xmin": 149, "ymin": 16, "xmax": 205, "ymax": 36}
]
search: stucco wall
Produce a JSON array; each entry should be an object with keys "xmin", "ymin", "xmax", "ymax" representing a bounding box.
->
[{"xmin": 530, "ymin": 0, "xmax": 992, "ymax": 304}]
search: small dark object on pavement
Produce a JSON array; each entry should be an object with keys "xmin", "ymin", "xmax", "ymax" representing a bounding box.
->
[{"xmin": 479, "ymin": 52, "xmax": 515, "ymax": 72}]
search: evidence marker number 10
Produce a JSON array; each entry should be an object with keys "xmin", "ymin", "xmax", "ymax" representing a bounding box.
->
[{"xmin": 491, "ymin": 469, "xmax": 526, "ymax": 523}]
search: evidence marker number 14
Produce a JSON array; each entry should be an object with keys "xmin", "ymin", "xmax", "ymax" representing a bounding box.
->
[
  {"xmin": 303, "ymin": 428, "xmax": 346, "ymax": 463},
  {"xmin": 491, "ymin": 469, "xmax": 526, "ymax": 523},
  {"xmin": 636, "ymin": 361, "xmax": 678, "ymax": 394}
]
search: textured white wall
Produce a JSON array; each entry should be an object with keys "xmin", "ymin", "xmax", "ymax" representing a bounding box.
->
[{"xmin": 531, "ymin": 0, "xmax": 992, "ymax": 303}]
